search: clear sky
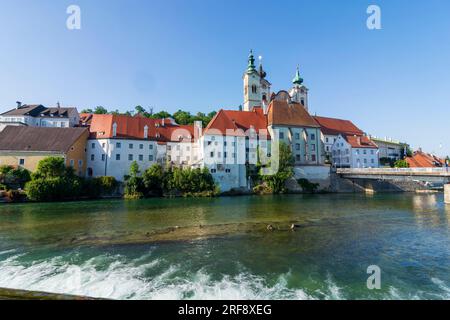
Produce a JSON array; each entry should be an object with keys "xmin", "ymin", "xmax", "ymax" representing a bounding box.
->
[{"xmin": 0, "ymin": 0, "xmax": 449, "ymax": 156}]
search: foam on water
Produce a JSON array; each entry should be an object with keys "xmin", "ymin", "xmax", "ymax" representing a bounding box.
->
[
  {"xmin": 0, "ymin": 252, "xmax": 448, "ymax": 300},
  {"xmin": 0, "ymin": 252, "xmax": 323, "ymax": 300}
]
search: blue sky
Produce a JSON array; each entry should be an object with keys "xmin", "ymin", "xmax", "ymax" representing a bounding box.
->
[{"xmin": 0, "ymin": 0, "xmax": 449, "ymax": 156}]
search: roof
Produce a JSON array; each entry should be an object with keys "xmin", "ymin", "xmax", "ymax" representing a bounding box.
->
[
  {"xmin": 313, "ymin": 116, "xmax": 364, "ymax": 136},
  {"xmin": 406, "ymin": 151, "xmax": 444, "ymax": 168},
  {"xmin": 89, "ymin": 114, "xmax": 195, "ymax": 143},
  {"xmin": 267, "ymin": 100, "xmax": 319, "ymax": 128},
  {"xmin": 79, "ymin": 113, "xmax": 93, "ymax": 126},
  {"xmin": 0, "ymin": 126, "xmax": 88, "ymax": 153},
  {"xmin": 0, "ymin": 105, "xmax": 47, "ymax": 117},
  {"xmin": 343, "ymin": 135, "xmax": 378, "ymax": 149},
  {"xmin": 204, "ymin": 108, "xmax": 269, "ymax": 137},
  {"xmin": 1, "ymin": 104, "xmax": 77, "ymax": 118}
]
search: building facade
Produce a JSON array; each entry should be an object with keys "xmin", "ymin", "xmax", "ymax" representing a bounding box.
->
[
  {"xmin": 369, "ymin": 136, "xmax": 405, "ymax": 161},
  {"xmin": 0, "ymin": 103, "xmax": 80, "ymax": 131},
  {"xmin": 313, "ymin": 116, "xmax": 365, "ymax": 160},
  {"xmin": 0, "ymin": 126, "xmax": 89, "ymax": 175},
  {"xmin": 332, "ymin": 134, "xmax": 379, "ymax": 168}
]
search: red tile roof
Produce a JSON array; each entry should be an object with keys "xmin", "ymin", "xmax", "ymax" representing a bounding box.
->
[
  {"xmin": 343, "ymin": 135, "xmax": 378, "ymax": 149},
  {"xmin": 406, "ymin": 151, "xmax": 444, "ymax": 168},
  {"xmin": 88, "ymin": 114, "xmax": 195, "ymax": 143},
  {"xmin": 267, "ymin": 100, "xmax": 320, "ymax": 128},
  {"xmin": 205, "ymin": 108, "xmax": 269, "ymax": 137},
  {"xmin": 313, "ymin": 116, "xmax": 364, "ymax": 136}
]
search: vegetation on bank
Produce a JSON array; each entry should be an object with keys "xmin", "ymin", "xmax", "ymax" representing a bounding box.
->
[
  {"xmin": 81, "ymin": 105, "xmax": 217, "ymax": 127},
  {"xmin": 252, "ymin": 142, "xmax": 295, "ymax": 194},
  {"xmin": 124, "ymin": 161, "xmax": 219, "ymax": 199},
  {"xmin": 23, "ymin": 157, "xmax": 118, "ymax": 202}
]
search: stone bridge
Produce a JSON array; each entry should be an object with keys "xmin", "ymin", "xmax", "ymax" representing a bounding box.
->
[{"xmin": 336, "ymin": 168, "xmax": 450, "ymax": 203}]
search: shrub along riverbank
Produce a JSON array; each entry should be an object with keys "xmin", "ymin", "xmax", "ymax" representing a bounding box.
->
[{"xmin": 124, "ymin": 161, "xmax": 219, "ymax": 199}]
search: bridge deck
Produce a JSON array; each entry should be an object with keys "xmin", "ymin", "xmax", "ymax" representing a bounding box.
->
[{"xmin": 337, "ymin": 168, "xmax": 450, "ymax": 177}]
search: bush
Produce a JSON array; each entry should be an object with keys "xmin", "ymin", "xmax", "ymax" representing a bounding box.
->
[
  {"xmin": 394, "ymin": 159, "xmax": 409, "ymax": 168},
  {"xmin": 25, "ymin": 157, "xmax": 83, "ymax": 202},
  {"xmin": 26, "ymin": 177, "xmax": 70, "ymax": 202},
  {"xmin": 143, "ymin": 164, "xmax": 165, "ymax": 196},
  {"xmin": 253, "ymin": 183, "xmax": 273, "ymax": 195},
  {"xmin": 0, "ymin": 165, "xmax": 31, "ymax": 189}
]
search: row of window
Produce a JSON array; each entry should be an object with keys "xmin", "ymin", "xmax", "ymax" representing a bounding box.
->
[
  {"xmin": 333, "ymin": 149, "xmax": 375, "ymax": 156},
  {"xmin": 91, "ymin": 142, "xmax": 154, "ymax": 150},
  {"xmin": 295, "ymin": 155, "xmax": 317, "ymax": 162},
  {"xmin": 279, "ymin": 132, "xmax": 316, "ymax": 141},
  {"xmin": 90, "ymin": 154, "xmax": 154, "ymax": 162}
]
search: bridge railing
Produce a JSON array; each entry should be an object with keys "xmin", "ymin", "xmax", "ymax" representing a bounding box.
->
[{"xmin": 337, "ymin": 167, "xmax": 450, "ymax": 175}]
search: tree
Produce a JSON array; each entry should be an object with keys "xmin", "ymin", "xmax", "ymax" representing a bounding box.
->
[
  {"xmin": 173, "ymin": 110, "xmax": 192, "ymax": 125},
  {"xmin": 151, "ymin": 111, "xmax": 172, "ymax": 119},
  {"xmin": 32, "ymin": 157, "xmax": 67, "ymax": 179},
  {"xmin": 81, "ymin": 108, "xmax": 93, "ymax": 113},
  {"xmin": 394, "ymin": 159, "xmax": 409, "ymax": 168},
  {"xmin": 94, "ymin": 106, "xmax": 108, "ymax": 114},
  {"xmin": 143, "ymin": 164, "xmax": 165, "ymax": 196},
  {"xmin": 124, "ymin": 161, "xmax": 144, "ymax": 199},
  {"xmin": 258, "ymin": 142, "xmax": 294, "ymax": 194},
  {"xmin": 25, "ymin": 157, "xmax": 82, "ymax": 201}
]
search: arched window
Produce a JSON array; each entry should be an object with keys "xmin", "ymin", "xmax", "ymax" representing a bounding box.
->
[{"xmin": 252, "ymin": 85, "xmax": 257, "ymax": 94}]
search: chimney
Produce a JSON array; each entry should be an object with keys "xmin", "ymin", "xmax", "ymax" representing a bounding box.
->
[
  {"xmin": 57, "ymin": 101, "xmax": 61, "ymax": 109},
  {"xmin": 357, "ymin": 136, "xmax": 361, "ymax": 146},
  {"xmin": 16, "ymin": 101, "xmax": 22, "ymax": 109},
  {"xmin": 162, "ymin": 119, "xmax": 165, "ymax": 127},
  {"xmin": 194, "ymin": 121, "xmax": 203, "ymax": 141}
]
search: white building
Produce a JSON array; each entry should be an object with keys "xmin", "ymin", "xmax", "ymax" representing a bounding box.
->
[
  {"xmin": 313, "ymin": 116, "xmax": 365, "ymax": 160},
  {"xmin": 369, "ymin": 136, "xmax": 406, "ymax": 161},
  {"xmin": 0, "ymin": 102, "xmax": 80, "ymax": 131},
  {"xmin": 86, "ymin": 114, "xmax": 197, "ymax": 181},
  {"xmin": 332, "ymin": 134, "xmax": 379, "ymax": 168}
]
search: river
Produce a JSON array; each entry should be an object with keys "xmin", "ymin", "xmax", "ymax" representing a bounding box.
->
[{"xmin": 0, "ymin": 193, "xmax": 449, "ymax": 300}]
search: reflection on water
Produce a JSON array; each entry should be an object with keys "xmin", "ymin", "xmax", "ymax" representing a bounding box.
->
[{"xmin": 0, "ymin": 193, "xmax": 449, "ymax": 300}]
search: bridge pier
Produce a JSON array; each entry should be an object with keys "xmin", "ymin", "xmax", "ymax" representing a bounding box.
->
[{"xmin": 445, "ymin": 184, "xmax": 450, "ymax": 204}]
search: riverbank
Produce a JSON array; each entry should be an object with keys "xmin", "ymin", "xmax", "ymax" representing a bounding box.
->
[{"xmin": 0, "ymin": 287, "xmax": 102, "ymax": 300}]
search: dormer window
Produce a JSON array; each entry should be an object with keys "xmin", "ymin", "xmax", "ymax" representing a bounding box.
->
[
  {"xmin": 144, "ymin": 125, "xmax": 149, "ymax": 139},
  {"xmin": 112, "ymin": 122, "xmax": 117, "ymax": 137}
]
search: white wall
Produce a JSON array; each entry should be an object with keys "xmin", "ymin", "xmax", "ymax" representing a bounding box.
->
[
  {"xmin": 332, "ymin": 135, "xmax": 379, "ymax": 168},
  {"xmin": 86, "ymin": 138, "xmax": 157, "ymax": 181}
]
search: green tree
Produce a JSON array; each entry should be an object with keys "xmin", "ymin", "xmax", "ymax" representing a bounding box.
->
[
  {"xmin": 80, "ymin": 108, "xmax": 93, "ymax": 113},
  {"xmin": 124, "ymin": 161, "xmax": 144, "ymax": 199},
  {"xmin": 25, "ymin": 157, "xmax": 82, "ymax": 201},
  {"xmin": 151, "ymin": 111, "xmax": 172, "ymax": 119},
  {"xmin": 32, "ymin": 157, "xmax": 67, "ymax": 179},
  {"xmin": 94, "ymin": 106, "xmax": 108, "ymax": 114},
  {"xmin": 394, "ymin": 159, "xmax": 409, "ymax": 168},
  {"xmin": 173, "ymin": 110, "xmax": 193, "ymax": 125},
  {"xmin": 258, "ymin": 142, "xmax": 294, "ymax": 194},
  {"xmin": 143, "ymin": 164, "xmax": 165, "ymax": 196}
]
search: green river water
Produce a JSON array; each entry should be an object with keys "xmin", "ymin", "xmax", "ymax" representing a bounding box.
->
[{"xmin": 0, "ymin": 193, "xmax": 449, "ymax": 300}]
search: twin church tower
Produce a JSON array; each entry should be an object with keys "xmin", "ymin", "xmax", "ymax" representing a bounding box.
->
[{"xmin": 243, "ymin": 50, "xmax": 309, "ymax": 112}]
